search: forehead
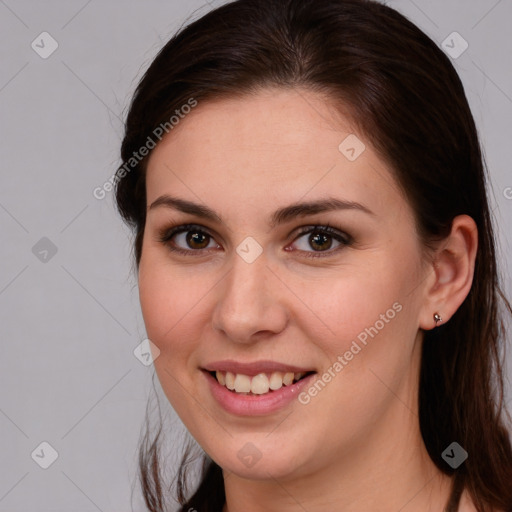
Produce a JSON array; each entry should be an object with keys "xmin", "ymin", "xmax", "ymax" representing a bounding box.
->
[
  {"xmin": 149, "ymin": 88, "xmax": 353, "ymax": 166},
  {"xmin": 145, "ymin": 88, "xmax": 407, "ymax": 225}
]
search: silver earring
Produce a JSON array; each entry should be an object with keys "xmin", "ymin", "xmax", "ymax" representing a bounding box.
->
[{"xmin": 433, "ymin": 313, "xmax": 442, "ymax": 326}]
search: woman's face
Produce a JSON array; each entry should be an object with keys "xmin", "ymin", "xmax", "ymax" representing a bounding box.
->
[{"xmin": 139, "ymin": 88, "xmax": 433, "ymax": 481}]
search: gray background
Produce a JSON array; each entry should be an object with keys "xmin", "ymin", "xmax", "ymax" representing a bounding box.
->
[{"xmin": 0, "ymin": 0, "xmax": 511, "ymax": 511}]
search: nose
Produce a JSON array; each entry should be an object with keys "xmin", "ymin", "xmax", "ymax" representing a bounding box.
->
[{"xmin": 211, "ymin": 250, "xmax": 289, "ymax": 344}]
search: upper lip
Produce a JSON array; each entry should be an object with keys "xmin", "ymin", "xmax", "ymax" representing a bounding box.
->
[{"xmin": 202, "ymin": 360, "xmax": 315, "ymax": 376}]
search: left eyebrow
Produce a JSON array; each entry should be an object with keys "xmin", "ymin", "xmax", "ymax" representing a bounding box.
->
[
  {"xmin": 148, "ymin": 195, "xmax": 375, "ymax": 227},
  {"xmin": 269, "ymin": 197, "xmax": 375, "ymax": 227}
]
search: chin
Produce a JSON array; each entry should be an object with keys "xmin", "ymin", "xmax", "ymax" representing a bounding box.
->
[{"xmin": 209, "ymin": 438, "xmax": 310, "ymax": 481}]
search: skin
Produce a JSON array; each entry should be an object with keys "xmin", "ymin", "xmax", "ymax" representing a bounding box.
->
[{"xmin": 138, "ymin": 88, "xmax": 479, "ymax": 511}]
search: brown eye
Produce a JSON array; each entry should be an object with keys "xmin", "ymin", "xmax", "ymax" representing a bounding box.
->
[
  {"xmin": 185, "ymin": 230, "xmax": 210, "ymax": 249},
  {"xmin": 309, "ymin": 231, "xmax": 333, "ymax": 251},
  {"xmin": 291, "ymin": 225, "xmax": 352, "ymax": 257},
  {"xmin": 159, "ymin": 224, "xmax": 220, "ymax": 255}
]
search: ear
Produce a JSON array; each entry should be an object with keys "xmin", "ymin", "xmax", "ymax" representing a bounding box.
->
[{"xmin": 419, "ymin": 214, "xmax": 478, "ymax": 330}]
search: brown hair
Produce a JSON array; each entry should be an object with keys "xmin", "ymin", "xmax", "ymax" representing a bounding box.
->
[{"xmin": 115, "ymin": 1, "xmax": 512, "ymax": 510}]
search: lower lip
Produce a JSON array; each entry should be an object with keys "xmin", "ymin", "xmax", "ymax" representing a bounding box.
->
[{"xmin": 202, "ymin": 370, "xmax": 316, "ymax": 416}]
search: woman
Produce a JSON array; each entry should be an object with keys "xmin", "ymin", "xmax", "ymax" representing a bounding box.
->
[{"xmin": 115, "ymin": 0, "xmax": 512, "ymax": 510}]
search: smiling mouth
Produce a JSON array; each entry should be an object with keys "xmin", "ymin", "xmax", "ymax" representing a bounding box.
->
[{"xmin": 208, "ymin": 370, "xmax": 316, "ymax": 395}]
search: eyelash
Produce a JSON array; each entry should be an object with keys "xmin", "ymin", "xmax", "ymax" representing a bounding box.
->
[{"xmin": 157, "ymin": 223, "xmax": 353, "ymax": 259}]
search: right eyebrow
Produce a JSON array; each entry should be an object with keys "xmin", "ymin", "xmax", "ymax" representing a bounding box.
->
[{"xmin": 149, "ymin": 195, "xmax": 222, "ymax": 222}]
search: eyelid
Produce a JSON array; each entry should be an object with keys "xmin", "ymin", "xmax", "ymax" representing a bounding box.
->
[
  {"xmin": 158, "ymin": 223, "xmax": 215, "ymax": 241},
  {"xmin": 157, "ymin": 223, "xmax": 221, "ymax": 256},
  {"xmin": 292, "ymin": 223, "xmax": 352, "ymax": 244}
]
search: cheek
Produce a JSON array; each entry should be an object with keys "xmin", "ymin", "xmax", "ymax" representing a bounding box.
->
[
  {"xmin": 138, "ymin": 247, "xmax": 208, "ymax": 339},
  {"xmin": 138, "ymin": 257, "xmax": 206, "ymax": 419},
  {"xmin": 138, "ymin": 253, "xmax": 203, "ymax": 376},
  {"xmin": 295, "ymin": 248, "xmax": 423, "ymax": 422},
  {"xmin": 294, "ymin": 251, "xmax": 419, "ymax": 354}
]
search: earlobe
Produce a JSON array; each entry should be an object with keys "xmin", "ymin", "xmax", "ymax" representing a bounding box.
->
[{"xmin": 419, "ymin": 214, "xmax": 478, "ymax": 330}]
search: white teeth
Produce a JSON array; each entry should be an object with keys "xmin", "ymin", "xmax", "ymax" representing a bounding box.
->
[
  {"xmin": 233, "ymin": 374, "xmax": 251, "ymax": 392},
  {"xmin": 225, "ymin": 371, "xmax": 235, "ymax": 390},
  {"xmin": 214, "ymin": 370, "xmax": 309, "ymax": 394},
  {"xmin": 269, "ymin": 371, "xmax": 283, "ymax": 390},
  {"xmin": 216, "ymin": 371, "xmax": 225, "ymax": 386},
  {"xmin": 283, "ymin": 372, "xmax": 294, "ymax": 386},
  {"xmin": 251, "ymin": 373, "xmax": 270, "ymax": 394}
]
